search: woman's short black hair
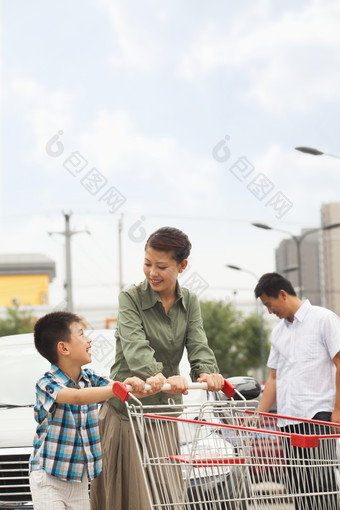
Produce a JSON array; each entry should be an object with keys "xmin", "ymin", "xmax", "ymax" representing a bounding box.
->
[{"xmin": 145, "ymin": 226, "xmax": 192, "ymax": 263}]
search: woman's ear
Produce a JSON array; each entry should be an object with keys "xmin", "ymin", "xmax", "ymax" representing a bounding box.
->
[{"xmin": 179, "ymin": 259, "xmax": 188, "ymax": 273}]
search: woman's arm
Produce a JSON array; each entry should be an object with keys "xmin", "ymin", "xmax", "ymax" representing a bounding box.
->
[{"xmin": 185, "ymin": 292, "xmax": 222, "ymax": 386}]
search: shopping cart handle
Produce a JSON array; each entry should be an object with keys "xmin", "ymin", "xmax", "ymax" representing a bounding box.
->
[
  {"xmin": 112, "ymin": 381, "xmax": 131, "ymax": 402},
  {"xmin": 221, "ymin": 379, "xmax": 236, "ymax": 398},
  {"xmin": 112, "ymin": 379, "xmax": 235, "ymax": 402}
]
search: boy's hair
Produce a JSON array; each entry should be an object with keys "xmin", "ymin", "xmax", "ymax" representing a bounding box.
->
[
  {"xmin": 34, "ymin": 311, "xmax": 81, "ymax": 364},
  {"xmin": 254, "ymin": 272, "xmax": 296, "ymax": 299},
  {"xmin": 145, "ymin": 226, "xmax": 192, "ymax": 263}
]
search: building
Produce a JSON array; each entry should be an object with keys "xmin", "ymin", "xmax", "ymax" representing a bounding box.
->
[
  {"xmin": 275, "ymin": 230, "xmax": 321, "ymax": 305},
  {"xmin": 321, "ymin": 203, "xmax": 340, "ymax": 315},
  {"xmin": 0, "ymin": 254, "xmax": 56, "ymax": 306},
  {"xmin": 274, "ymin": 202, "xmax": 340, "ymax": 315}
]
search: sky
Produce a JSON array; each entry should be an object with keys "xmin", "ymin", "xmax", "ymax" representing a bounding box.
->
[{"xmin": 1, "ymin": 0, "xmax": 340, "ymax": 313}]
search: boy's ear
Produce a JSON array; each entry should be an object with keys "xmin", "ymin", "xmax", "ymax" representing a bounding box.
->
[{"xmin": 57, "ymin": 341, "xmax": 71, "ymax": 357}]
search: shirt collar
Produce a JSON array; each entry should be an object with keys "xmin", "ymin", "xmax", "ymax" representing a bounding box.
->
[
  {"xmin": 140, "ymin": 278, "xmax": 186, "ymax": 311},
  {"xmin": 50, "ymin": 364, "xmax": 90, "ymax": 385},
  {"xmin": 284, "ymin": 299, "xmax": 311, "ymax": 326}
]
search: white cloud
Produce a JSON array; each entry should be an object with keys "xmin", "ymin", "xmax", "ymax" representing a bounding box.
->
[
  {"xmin": 249, "ymin": 143, "xmax": 340, "ymax": 227},
  {"xmin": 74, "ymin": 108, "xmax": 224, "ymax": 215},
  {"xmin": 0, "ymin": 5, "xmax": 3, "ymax": 216},
  {"xmin": 7, "ymin": 76, "xmax": 224, "ymax": 216},
  {"xmin": 9, "ymin": 78, "xmax": 77, "ymax": 164},
  {"xmin": 95, "ymin": 0, "xmax": 165, "ymax": 71},
  {"xmin": 178, "ymin": 0, "xmax": 340, "ymax": 114}
]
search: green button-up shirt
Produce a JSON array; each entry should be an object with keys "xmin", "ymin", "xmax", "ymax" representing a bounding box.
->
[{"xmin": 108, "ymin": 279, "xmax": 219, "ymax": 414}]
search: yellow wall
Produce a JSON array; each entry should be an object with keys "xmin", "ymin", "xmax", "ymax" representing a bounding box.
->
[{"xmin": 0, "ymin": 274, "xmax": 50, "ymax": 306}]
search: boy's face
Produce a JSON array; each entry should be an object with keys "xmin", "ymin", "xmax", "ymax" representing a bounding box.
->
[{"xmin": 67, "ymin": 321, "xmax": 92, "ymax": 366}]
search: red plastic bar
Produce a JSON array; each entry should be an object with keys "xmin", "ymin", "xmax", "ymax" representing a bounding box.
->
[
  {"xmin": 169, "ymin": 454, "xmax": 245, "ymax": 466},
  {"xmin": 291, "ymin": 433, "xmax": 319, "ymax": 448},
  {"xmin": 144, "ymin": 413, "xmax": 340, "ymax": 447},
  {"xmin": 221, "ymin": 379, "xmax": 235, "ymax": 398},
  {"xmin": 246, "ymin": 408, "xmax": 340, "ymax": 428},
  {"xmin": 112, "ymin": 381, "xmax": 130, "ymax": 402}
]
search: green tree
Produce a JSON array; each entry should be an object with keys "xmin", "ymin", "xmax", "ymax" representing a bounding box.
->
[
  {"xmin": 200, "ymin": 300, "xmax": 270, "ymax": 378},
  {"xmin": 0, "ymin": 305, "xmax": 35, "ymax": 336}
]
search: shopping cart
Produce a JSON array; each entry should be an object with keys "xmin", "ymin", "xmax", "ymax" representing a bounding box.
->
[{"xmin": 113, "ymin": 380, "xmax": 340, "ymax": 510}]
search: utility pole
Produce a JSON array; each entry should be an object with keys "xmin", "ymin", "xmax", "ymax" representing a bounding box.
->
[{"xmin": 49, "ymin": 211, "xmax": 90, "ymax": 312}]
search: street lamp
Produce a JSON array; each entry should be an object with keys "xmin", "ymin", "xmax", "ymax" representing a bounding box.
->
[
  {"xmin": 225, "ymin": 264, "xmax": 266, "ymax": 383},
  {"xmin": 295, "ymin": 147, "xmax": 340, "ymax": 159},
  {"xmin": 252, "ymin": 222, "xmax": 340, "ymax": 299}
]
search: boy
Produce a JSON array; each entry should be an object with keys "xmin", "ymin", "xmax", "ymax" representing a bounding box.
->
[{"xmin": 29, "ymin": 311, "xmax": 145, "ymax": 510}]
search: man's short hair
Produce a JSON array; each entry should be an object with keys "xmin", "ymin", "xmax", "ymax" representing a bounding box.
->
[
  {"xmin": 34, "ymin": 311, "xmax": 81, "ymax": 365},
  {"xmin": 254, "ymin": 272, "xmax": 296, "ymax": 299}
]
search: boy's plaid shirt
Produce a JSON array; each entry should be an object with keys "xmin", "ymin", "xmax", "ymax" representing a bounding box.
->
[{"xmin": 29, "ymin": 364, "xmax": 110, "ymax": 482}]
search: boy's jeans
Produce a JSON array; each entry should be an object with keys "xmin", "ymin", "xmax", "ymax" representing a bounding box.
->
[{"xmin": 29, "ymin": 470, "xmax": 90, "ymax": 510}]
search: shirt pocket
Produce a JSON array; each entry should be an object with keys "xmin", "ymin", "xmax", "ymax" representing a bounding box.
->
[{"xmin": 294, "ymin": 334, "xmax": 322, "ymax": 361}]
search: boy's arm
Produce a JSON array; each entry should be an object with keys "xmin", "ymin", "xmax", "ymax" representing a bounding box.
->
[
  {"xmin": 56, "ymin": 384, "xmax": 114, "ymax": 405},
  {"xmin": 55, "ymin": 377, "xmax": 145, "ymax": 405}
]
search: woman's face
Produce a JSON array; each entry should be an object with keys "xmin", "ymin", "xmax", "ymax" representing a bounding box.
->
[{"xmin": 143, "ymin": 246, "xmax": 187, "ymax": 296}]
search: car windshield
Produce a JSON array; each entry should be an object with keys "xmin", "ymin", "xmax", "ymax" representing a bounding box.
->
[{"xmin": 0, "ymin": 341, "xmax": 49, "ymax": 406}]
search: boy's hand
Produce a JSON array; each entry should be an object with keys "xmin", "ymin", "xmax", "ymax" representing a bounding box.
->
[{"xmin": 197, "ymin": 373, "xmax": 224, "ymax": 392}]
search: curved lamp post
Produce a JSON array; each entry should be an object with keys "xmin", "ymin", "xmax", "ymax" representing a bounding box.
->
[
  {"xmin": 252, "ymin": 222, "xmax": 340, "ymax": 299},
  {"xmin": 295, "ymin": 147, "xmax": 340, "ymax": 159},
  {"xmin": 225, "ymin": 264, "xmax": 266, "ymax": 382}
]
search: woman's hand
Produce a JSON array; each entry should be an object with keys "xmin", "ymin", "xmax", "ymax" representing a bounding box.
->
[
  {"xmin": 145, "ymin": 372, "xmax": 167, "ymax": 393},
  {"xmin": 164, "ymin": 375, "xmax": 189, "ymax": 395},
  {"xmin": 197, "ymin": 372, "xmax": 224, "ymax": 392}
]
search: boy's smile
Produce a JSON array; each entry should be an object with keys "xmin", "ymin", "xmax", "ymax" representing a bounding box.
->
[{"xmin": 68, "ymin": 322, "xmax": 92, "ymax": 366}]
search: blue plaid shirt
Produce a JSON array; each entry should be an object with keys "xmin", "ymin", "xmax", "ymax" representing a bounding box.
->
[{"xmin": 29, "ymin": 364, "xmax": 110, "ymax": 482}]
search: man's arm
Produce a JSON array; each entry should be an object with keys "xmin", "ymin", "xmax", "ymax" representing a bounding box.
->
[
  {"xmin": 258, "ymin": 369, "xmax": 277, "ymax": 413},
  {"xmin": 331, "ymin": 352, "xmax": 340, "ymax": 423}
]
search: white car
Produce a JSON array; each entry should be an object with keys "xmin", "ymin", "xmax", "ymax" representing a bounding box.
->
[{"xmin": 0, "ymin": 329, "xmax": 260, "ymax": 509}]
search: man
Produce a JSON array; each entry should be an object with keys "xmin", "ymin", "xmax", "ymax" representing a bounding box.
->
[{"xmin": 255, "ymin": 272, "xmax": 340, "ymax": 509}]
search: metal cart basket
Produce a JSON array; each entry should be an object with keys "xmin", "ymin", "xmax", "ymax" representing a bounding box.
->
[{"xmin": 113, "ymin": 380, "xmax": 340, "ymax": 510}]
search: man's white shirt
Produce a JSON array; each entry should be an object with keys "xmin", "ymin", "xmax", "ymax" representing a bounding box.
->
[{"xmin": 267, "ymin": 300, "xmax": 340, "ymax": 426}]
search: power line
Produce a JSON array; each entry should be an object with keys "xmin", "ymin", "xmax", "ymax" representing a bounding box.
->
[{"xmin": 0, "ymin": 209, "xmax": 320, "ymax": 228}]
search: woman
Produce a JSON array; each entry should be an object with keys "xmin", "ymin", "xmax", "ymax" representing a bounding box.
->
[{"xmin": 90, "ymin": 226, "xmax": 223, "ymax": 510}]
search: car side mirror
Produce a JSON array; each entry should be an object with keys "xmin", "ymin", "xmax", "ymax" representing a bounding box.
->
[{"xmin": 225, "ymin": 376, "xmax": 261, "ymax": 400}]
